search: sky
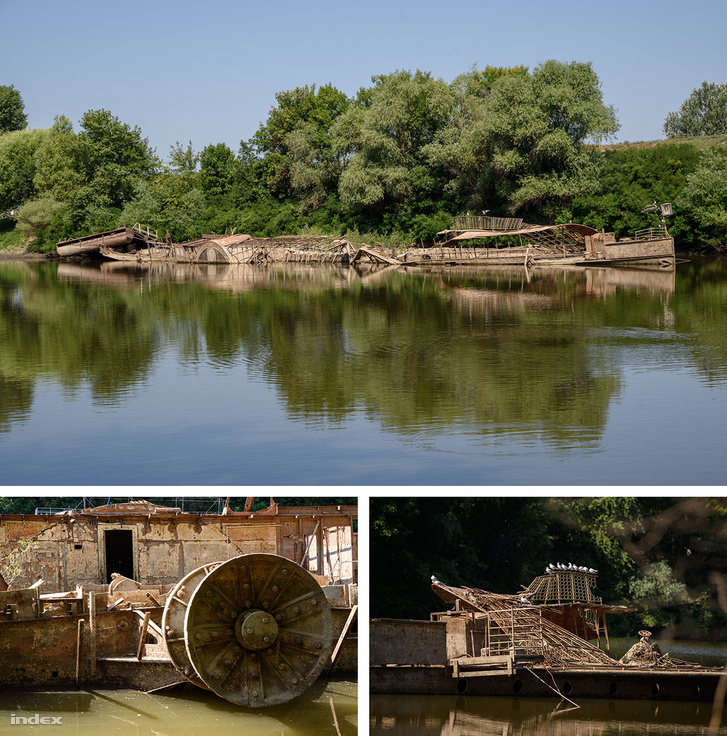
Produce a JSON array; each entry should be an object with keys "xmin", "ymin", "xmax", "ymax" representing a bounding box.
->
[{"xmin": 1, "ymin": 0, "xmax": 725, "ymax": 164}]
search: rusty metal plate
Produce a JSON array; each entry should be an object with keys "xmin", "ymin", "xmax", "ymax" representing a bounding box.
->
[
  {"xmin": 162, "ymin": 562, "xmax": 220, "ymax": 688},
  {"xmin": 184, "ymin": 553, "xmax": 333, "ymax": 706}
]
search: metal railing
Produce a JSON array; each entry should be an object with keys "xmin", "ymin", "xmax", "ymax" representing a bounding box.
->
[
  {"xmin": 453, "ymin": 215, "xmax": 524, "ymax": 231},
  {"xmin": 634, "ymin": 226, "xmax": 669, "ymax": 240}
]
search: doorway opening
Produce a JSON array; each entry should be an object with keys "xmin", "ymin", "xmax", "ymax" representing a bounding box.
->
[{"xmin": 104, "ymin": 529, "xmax": 135, "ymax": 582}]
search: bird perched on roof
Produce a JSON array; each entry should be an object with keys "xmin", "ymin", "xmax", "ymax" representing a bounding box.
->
[
  {"xmin": 431, "ymin": 575, "xmax": 440, "ymax": 584},
  {"xmin": 588, "ymin": 568, "xmax": 597, "ymax": 574},
  {"xmin": 520, "ymin": 596, "xmax": 531, "ymax": 605}
]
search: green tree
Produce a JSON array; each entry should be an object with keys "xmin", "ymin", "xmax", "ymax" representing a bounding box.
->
[
  {"xmin": 422, "ymin": 65, "xmax": 529, "ymax": 212},
  {"xmin": 678, "ymin": 144, "xmax": 727, "ymax": 248},
  {"xmin": 167, "ymin": 140, "xmax": 199, "ymax": 173},
  {"xmin": 199, "ymin": 142, "xmax": 238, "ymax": 197},
  {"xmin": 78, "ymin": 108, "xmax": 158, "ymax": 208},
  {"xmin": 254, "ymin": 83, "xmax": 350, "ymax": 205},
  {"xmin": 0, "ymin": 85, "xmax": 27, "ymax": 133},
  {"xmin": 334, "ymin": 70, "xmax": 454, "ymax": 217},
  {"xmin": 479, "ymin": 60, "xmax": 620, "ymax": 219},
  {"xmin": 32, "ymin": 116, "xmax": 89, "ymax": 203},
  {"xmin": 570, "ymin": 142, "xmax": 700, "ymax": 242},
  {"xmin": 0, "ymin": 127, "xmax": 50, "ymax": 211},
  {"xmin": 664, "ymin": 82, "xmax": 727, "ymax": 138},
  {"xmin": 119, "ymin": 175, "xmax": 205, "ymax": 242}
]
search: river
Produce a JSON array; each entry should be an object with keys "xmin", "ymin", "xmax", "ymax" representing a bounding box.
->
[
  {"xmin": 0, "ymin": 679, "xmax": 356, "ymax": 736},
  {"xmin": 1, "ymin": 257, "xmax": 726, "ymax": 485}
]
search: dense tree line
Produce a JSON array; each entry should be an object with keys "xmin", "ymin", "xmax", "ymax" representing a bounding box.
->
[
  {"xmin": 1, "ymin": 71, "xmax": 726, "ymax": 252},
  {"xmin": 371, "ymin": 497, "xmax": 727, "ymax": 639}
]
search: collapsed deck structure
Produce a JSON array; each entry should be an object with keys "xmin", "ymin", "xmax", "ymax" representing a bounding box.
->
[
  {"xmin": 371, "ymin": 567, "xmax": 724, "ymax": 702},
  {"xmin": 0, "ymin": 500, "xmax": 357, "ymax": 704},
  {"xmin": 56, "ymin": 207, "xmax": 676, "ymax": 270}
]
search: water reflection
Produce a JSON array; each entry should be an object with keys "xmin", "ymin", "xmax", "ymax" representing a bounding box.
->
[
  {"xmin": 1, "ymin": 258, "xmax": 726, "ymax": 484},
  {"xmin": 0, "ymin": 679, "xmax": 356, "ymax": 736},
  {"xmin": 370, "ymin": 693, "xmax": 726, "ymax": 735}
]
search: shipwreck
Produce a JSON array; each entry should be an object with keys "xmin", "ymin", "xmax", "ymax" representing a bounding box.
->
[
  {"xmin": 55, "ymin": 205, "xmax": 675, "ymax": 270},
  {"xmin": 370, "ymin": 564, "xmax": 724, "ymax": 703},
  {"xmin": 0, "ymin": 499, "xmax": 357, "ymax": 706}
]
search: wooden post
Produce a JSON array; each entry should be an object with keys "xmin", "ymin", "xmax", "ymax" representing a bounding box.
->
[
  {"xmin": 88, "ymin": 593, "xmax": 96, "ymax": 678},
  {"xmin": 76, "ymin": 619, "xmax": 85, "ymax": 686},
  {"xmin": 137, "ymin": 612, "xmax": 150, "ymax": 661},
  {"xmin": 324, "ymin": 604, "xmax": 357, "ymax": 675},
  {"xmin": 302, "ymin": 520, "xmax": 321, "ymax": 569}
]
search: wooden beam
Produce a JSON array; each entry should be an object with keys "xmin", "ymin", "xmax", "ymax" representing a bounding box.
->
[
  {"xmin": 89, "ymin": 593, "xmax": 97, "ymax": 677},
  {"xmin": 136, "ymin": 612, "xmax": 150, "ymax": 661},
  {"xmin": 76, "ymin": 619, "xmax": 85, "ymax": 686},
  {"xmin": 324, "ymin": 604, "xmax": 357, "ymax": 675}
]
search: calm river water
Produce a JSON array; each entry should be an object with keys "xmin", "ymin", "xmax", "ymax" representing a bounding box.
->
[
  {"xmin": 1, "ymin": 257, "xmax": 726, "ymax": 485},
  {"xmin": 0, "ymin": 679, "xmax": 356, "ymax": 736}
]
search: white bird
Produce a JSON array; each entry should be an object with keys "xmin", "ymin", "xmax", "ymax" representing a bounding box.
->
[
  {"xmin": 520, "ymin": 596, "xmax": 531, "ymax": 605},
  {"xmin": 589, "ymin": 568, "xmax": 597, "ymax": 574},
  {"xmin": 431, "ymin": 575, "xmax": 440, "ymax": 584}
]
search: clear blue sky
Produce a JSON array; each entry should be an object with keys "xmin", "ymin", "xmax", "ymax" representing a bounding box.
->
[{"xmin": 2, "ymin": 0, "xmax": 725, "ymax": 163}]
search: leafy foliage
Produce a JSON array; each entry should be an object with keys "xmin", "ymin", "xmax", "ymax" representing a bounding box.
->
[
  {"xmin": 0, "ymin": 85, "xmax": 27, "ymax": 133},
  {"xmin": 571, "ymin": 142, "xmax": 700, "ymax": 242},
  {"xmin": 664, "ymin": 82, "xmax": 727, "ymax": 137},
  {"xmin": 0, "ymin": 127, "xmax": 50, "ymax": 211},
  {"xmin": 335, "ymin": 70, "xmax": 454, "ymax": 218},
  {"xmin": 678, "ymin": 144, "xmax": 727, "ymax": 248},
  {"xmin": 371, "ymin": 497, "xmax": 727, "ymax": 637}
]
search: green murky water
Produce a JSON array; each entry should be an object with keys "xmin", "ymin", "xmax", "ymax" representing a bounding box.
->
[{"xmin": 0, "ymin": 679, "xmax": 356, "ymax": 735}]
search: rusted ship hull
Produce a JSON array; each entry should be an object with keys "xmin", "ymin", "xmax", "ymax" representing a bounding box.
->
[
  {"xmin": 0, "ymin": 604, "xmax": 356, "ymax": 692},
  {"xmin": 56, "ymin": 227, "xmax": 143, "ymax": 257}
]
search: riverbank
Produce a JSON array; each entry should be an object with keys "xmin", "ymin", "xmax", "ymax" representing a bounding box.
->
[{"xmin": 0, "ymin": 251, "xmax": 48, "ymax": 259}]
